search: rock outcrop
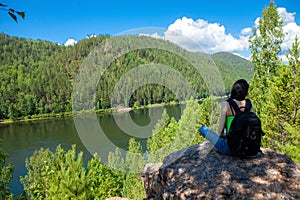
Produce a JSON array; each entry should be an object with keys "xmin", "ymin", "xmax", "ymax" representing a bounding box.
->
[{"xmin": 141, "ymin": 141, "xmax": 300, "ymax": 199}]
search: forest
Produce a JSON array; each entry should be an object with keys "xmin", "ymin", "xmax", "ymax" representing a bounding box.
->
[
  {"xmin": 0, "ymin": 33, "xmax": 253, "ymax": 121},
  {"xmin": 0, "ymin": 1, "xmax": 299, "ymax": 199}
]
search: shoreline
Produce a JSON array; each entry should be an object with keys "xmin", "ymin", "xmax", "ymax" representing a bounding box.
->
[
  {"xmin": 0, "ymin": 101, "xmax": 182, "ymax": 125},
  {"xmin": 0, "ymin": 97, "xmax": 226, "ymax": 125}
]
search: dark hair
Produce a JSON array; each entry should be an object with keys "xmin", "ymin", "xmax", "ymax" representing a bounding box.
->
[{"xmin": 230, "ymin": 79, "xmax": 249, "ymax": 101}]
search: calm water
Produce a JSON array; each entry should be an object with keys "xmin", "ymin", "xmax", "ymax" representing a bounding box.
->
[{"xmin": 0, "ymin": 105, "xmax": 183, "ymax": 196}]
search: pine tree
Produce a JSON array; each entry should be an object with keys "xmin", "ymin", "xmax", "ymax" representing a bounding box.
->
[
  {"xmin": 171, "ymin": 99, "xmax": 201, "ymax": 151},
  {"xmin": 122, "ymin": 138, "xmax": 146, "ymax": 199},
  {"xmin": 248, "ymin": 0, "xmax": 284, "ymax": 116},
  {"xmin": 146, "ymin": 109, "xmax": 176, "ymax": 162},
  {"xmin": 21, "ymin": 145, "xmax": 125, "ymax": 199},
  {"xmin": 267, "ymin": 34, "xmax": 300, "ymax": 162},
  {"xmin": 286, "ymin": 36, "xmax": 300, "ymax": 125},
  {"xmin": 248, "ymin": 1, "xmax": 299, "ymax": 162},
  {"xmin": 265, "ymin": 57, "xmax": 300, "ymax": 161}
]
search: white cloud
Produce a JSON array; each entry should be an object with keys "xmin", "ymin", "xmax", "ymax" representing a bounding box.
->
[
  {"xmin": 241, "ymin": 27, "xmax": 252, "ymax": 36},
  {"xmin": 278, "ymin": 7, "xmax": 295, "ymax": 25},
  {"xmin": 162, "ymin": 17, "xmax": 249, "ymax": 54},
  {"xmin": 136, "ymin": 7, "xmax": 299, "ymax": 59},
  {"xmin": 64, "ymin": 38, "xmax": 77, "ymax": 46},
  {"xmin": 278, "ymin": 7, "xmax": 300, "ymax": 51},
  {"xmin": 253, "ymin": 7, "xmax": 300, "ymax": 52},
  {"xmin": 139, "ymin": 32, "xmax": 164, "ymax": 39}
]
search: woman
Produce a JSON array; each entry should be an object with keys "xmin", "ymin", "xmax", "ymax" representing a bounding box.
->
[{"xmin": 199, "ymin": 79, "xmax": 252, "ymax": 156}]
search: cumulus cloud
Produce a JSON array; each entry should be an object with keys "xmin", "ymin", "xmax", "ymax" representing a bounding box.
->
[
  {"xmin": 156, "ymin": 7, "xmax": 300, "ymax": 56},
  {"xmin": 278, "ymin": 7, "xmax": 295, "ymax": 25},
  {"xmin": 64, "ymin": 38, "xmax": 77, "ymax": 46},
  {"xmin": 161, "ymin": 17, "xmax": 249, "ymax": 54},
  {"xmin": 278, "ymin": 7, "xmax": 300, "ymax": 51}
]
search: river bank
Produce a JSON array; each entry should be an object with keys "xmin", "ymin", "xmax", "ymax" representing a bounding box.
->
[{"xmin": 0, "ymin": 100, "xmax": 182, "ymax": 125}]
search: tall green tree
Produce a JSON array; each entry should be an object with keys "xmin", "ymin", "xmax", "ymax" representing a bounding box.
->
[
  {"xmin": 248, "ymin": 0, "xmax": 299, "ymax": 162},
  {"xmin": 146, "ymin": 109, "xmax": 179, "ymax": 162},
  {"xmin": 286, "ymin": 36, "xmax": 300, "ymax": 125},
  {"xmin": 122, "ymin": 138, "xmax": 146, "ymax": 199},
  {"xmin": 248, "ymin": 0, "xmax": 284, "ymax": 116},
  {"xmin": 171, "ymin": 99, "xmax": 202, "ymax": 151},
  {"xmin": 262, "ymin": 36, "xmax": 300, "ymax": 162}
]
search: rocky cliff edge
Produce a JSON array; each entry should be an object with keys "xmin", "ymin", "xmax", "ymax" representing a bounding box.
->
[{"xmin": 141, "ymin": 141, "xmax": 300, "ymax": 200}]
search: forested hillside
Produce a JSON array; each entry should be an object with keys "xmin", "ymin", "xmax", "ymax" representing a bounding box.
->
[
  {"xmin": 0, "ymin": 33, "xmax": 253, "ymax": 120},
  {"xmin": 212, "ymin": 52, "xmax": 254, "ymax": 93}
]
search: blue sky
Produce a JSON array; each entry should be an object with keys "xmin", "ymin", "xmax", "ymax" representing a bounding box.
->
[{"xmin": 1, "ymin": 0, "xmax": 300, "ymax": 58}]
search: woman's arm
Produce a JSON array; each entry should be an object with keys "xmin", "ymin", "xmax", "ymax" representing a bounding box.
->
[{"xmin": 218, "ymin": 102, "xmax": 228, "ymax": 136}]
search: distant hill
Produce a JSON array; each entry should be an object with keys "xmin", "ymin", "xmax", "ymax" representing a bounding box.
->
[
  {"xmin": 0, "ymin": 33, "xmax": 253, "ymax": 120},
  {"xmin": 211, "ymin": 52, "xmax": 254, "ymax": 94}
]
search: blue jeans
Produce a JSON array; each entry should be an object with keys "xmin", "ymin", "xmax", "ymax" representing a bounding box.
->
[{"xmin": 199, "ymin": 126, "xmax": 233, "ymax": 156}]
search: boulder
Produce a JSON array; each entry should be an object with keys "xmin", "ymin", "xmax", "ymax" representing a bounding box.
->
[{"xmin": 141, "ymin": 141, "xmax": 300, "ymax": 199}]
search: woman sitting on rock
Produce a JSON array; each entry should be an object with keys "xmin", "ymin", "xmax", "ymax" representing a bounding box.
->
[{"xmin": 199, "ymin": 79, "xmax": 259, "ymax": 156}]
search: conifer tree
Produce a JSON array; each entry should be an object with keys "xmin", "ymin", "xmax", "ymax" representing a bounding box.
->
[
  {"xmin": 286, "ymin": 36, "xmax": 300, "ymax": 125},
  {"xmin": 122, "ymin": 138, "xmax": 146, "ymax": 199},
  {"xmin": 248, "ymin": 0, "xmax": 284, "ymax": 116},
  {"xmin": 248, "ymin": 1, "xmax": 299, "ymax": 162},
  {"xmin": 146, "ymin": 109, "xmax": 178, "ymax": 162},
  {"xmin": 263, "ymin": 36, "xmax": 300, "ymax": 161},
  {"xmin": 21, "ymin": 145, "xmax": 124, "ymax": 199},
  {"xmin": 171, "ymin": 99, "xmax": 201, "ymax": 150}
]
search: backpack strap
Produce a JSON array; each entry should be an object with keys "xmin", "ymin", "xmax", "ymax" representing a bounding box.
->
[
  {"xmin": 244, "ymin": 99, "xmax": 252, "ymax": 112},
  {"xmin": 227, "ymin": 99, "xmax": 235, "ymax": 116},
  {"xmin": 226, "ymin": 98, "xmax": 252, "ymax": 115},
  {"xmin": 227, "ymin": 98, "xmax": 240, "ymax": 115}
]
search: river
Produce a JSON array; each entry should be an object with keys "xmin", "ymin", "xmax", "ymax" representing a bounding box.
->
[{"xmin": 0, "ymin": 105, "xmax": 183, "ymax": 196}]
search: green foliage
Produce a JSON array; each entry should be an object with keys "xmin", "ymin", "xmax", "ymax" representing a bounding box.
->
[
  {"xmin": 262, "ymin": 37, "xmax": 300, "ymax": 161},
  {"xmin": 248, "ymin": 0, "xmax": 284, "ymax": 116},
  {"xmin": 86, "ymin": 156, "xmax": 124, "ymax": 199},
  {"xmin": 286, "ymin": 36, "xmax": 300, "ymax": 125},
  {"xmin": 198, "ymin": 97, "xmax": 221, "ymax": 132},
  {"xmin": 108, "ymin": 148, "xmax": 126, "ymax": 172},
  {"xmin": 280, "ymin": 123, "xmax": 300, "ymax": 162},
  {"xmin": 248, "ymin": 1, "xmax": 299, "ymax": 162},
  {"xmin": 211, "ymin": 52, "xmax": 254, "ymax": 94},
  {"xmin": 146, "ymin": 109, "xmax": 178, "ymax": 162},
  {"xmin": 0, "ymin": 34, "xmax": 108, "ymax": 121},
  {"xmin": 126, "ymin": 138, "xmax": 146, "ymax": 172},
  {"xmin": 122, "ymin": 138, "xmax": 146, "ymax": 199},
  {"xmin": 0, "ymin": 33, "xmax": 253, "ymax": 121},
  {"xmin": 121, "ymin": 172, "xmax": 145, "ymax": 200},
  {"xmin": 0, "ymin": 140, "xmax": 14, "ymax": 200},
  {"xmin": 107, "ymin": 138, "xmax": 146, "ymax": 200},
  {"xmin": 147, "ymin": 99, "xmax": 205, "ymax": 162},
  {"xmin": 172, "ymin": 99, "xmax": 202, "ymax": 149},
  {"xmin": 20, "ymin": 145, "xmax": 123, "ymax": 200},
  {"xmin": 249, "ymin": 0, "xmax": 284, "ymax": 76}
]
